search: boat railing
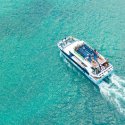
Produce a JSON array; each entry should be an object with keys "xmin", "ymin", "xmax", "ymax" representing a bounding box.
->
[{"xmin": 58, "ymin": 36, "xmax": 77, "ymax": 49}]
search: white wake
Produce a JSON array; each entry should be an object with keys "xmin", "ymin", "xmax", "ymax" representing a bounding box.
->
[{"xmin": 99, "ymin": 74, "xmax": 125, "ymax": 115}]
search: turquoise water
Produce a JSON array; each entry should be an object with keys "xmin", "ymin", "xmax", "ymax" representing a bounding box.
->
[{"xmin": 1, "ymin": 0, "xmax": 125, "ymax": 124}]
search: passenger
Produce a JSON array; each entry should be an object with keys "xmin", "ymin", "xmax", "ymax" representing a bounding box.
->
[
  {"xmin": 91, "ymin": 54, "xmax": 94, "ymax": 59},
  {"xmin": 88, "ymin": 54, "xmax": 92, "ymax": 62},
  {"xmin": 92, "ymin": 59, "xmax": 95, "ymax": 63},
  {"xmin": 94, "ymin": 49, "xmax": 98, "ymax": 55}
]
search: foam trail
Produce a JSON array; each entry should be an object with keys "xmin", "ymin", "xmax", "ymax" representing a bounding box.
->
[{"xmin": 99, "ymin": 74, "xmax": 125, "ymax": 115}]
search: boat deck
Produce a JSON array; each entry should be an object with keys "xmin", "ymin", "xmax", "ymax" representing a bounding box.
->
[
  {"xmin": 58, "ymin": 36, "xmax": 113, "ymax": 85},
  {"xmin": 76, "ymin": 44, "xmax": 106, "ymax": 67},
  {"xmin": 76, "ymin": 44, "xmax": 98, "ymax": 62}
]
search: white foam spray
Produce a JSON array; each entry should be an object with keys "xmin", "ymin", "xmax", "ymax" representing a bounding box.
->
[{"xmin": 99, "ymin": 74, "xmax": 125, "ymax": 115}]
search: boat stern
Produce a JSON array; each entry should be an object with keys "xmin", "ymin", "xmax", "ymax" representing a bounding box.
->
[{"xmin": 92, "ymin": 65, "xmax": 113, "ymax": 85}]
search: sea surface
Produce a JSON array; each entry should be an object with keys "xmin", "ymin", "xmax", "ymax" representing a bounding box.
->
[{"xmin": 0, "ymin": 0, "xmax": 125, "ymax": 125}]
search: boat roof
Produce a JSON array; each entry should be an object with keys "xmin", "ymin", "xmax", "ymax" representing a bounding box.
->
[{"xmin": 64, "ymin": 40, "xmax": 107, "ymax": 68}]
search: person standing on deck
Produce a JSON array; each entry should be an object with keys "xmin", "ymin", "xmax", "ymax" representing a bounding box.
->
[{"xmin": 94, "ymin": 49, "xmax": 98, "ymax": 56}]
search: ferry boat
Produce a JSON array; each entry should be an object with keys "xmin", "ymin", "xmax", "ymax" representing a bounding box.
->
[{"xmin": 57, "ymin": 36, "xmax": 113, "ymax": 86}]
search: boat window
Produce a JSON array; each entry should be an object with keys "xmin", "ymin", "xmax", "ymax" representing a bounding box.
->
[{"xmin": 95, "ymin": 67, "xmax": 101, "ymax": 74}]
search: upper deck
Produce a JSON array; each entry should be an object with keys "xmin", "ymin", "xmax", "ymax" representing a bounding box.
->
[
  {"xmin": 74, "ymin": 42, "xmax": 107, "ymax": 68},
  {"xmin": 58, "ymin": 36, "xmax": 113, "ymax": 84},
  {"xmin": 59, "ymin": 37, "xmax": 107, "ymax": 69}
]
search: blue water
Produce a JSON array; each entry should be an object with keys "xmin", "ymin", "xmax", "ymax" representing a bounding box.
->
[{"xmin": 0, "ymin": 0, "xmax": 125, "ymax": 124}]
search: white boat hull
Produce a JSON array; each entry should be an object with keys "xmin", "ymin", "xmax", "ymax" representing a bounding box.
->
[
  {"xmin": 57, "ymin": 36, "xmax": 113, "ymax": 86},
  {"xmin": 59, "ymin": 49, "xmax": 113, "ymax": 86}
]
